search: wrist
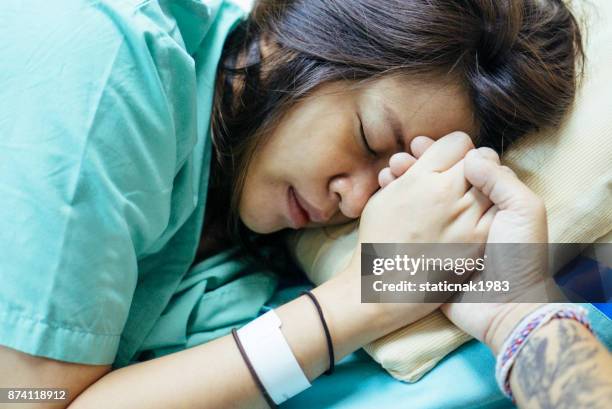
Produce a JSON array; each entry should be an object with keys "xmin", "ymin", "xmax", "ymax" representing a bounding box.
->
[
  {"xmin": 310, "ymin": 272, "xmax": 394, "ymax": 360},
  {"xmin": 484, "ymin": 303, "xmax": 544, "ymax": 355},
  {"xmin": 492, "ymin": 304, "xmax": 593, "ymax": 400}
]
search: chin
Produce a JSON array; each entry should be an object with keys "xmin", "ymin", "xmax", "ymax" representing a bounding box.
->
[{"xmin": 239, "ymin": 213, "xmax": 281, "ymax": 235}]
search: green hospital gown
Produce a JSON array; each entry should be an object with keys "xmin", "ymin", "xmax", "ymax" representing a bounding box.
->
[{"xmin": 0, "ymin": 0, "xmax": 278, "ymax": 368}]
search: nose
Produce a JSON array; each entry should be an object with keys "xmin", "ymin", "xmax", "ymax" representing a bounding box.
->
[{"xmin": 329, "ymin": 167, "xmax": 380, "ymax": 219}]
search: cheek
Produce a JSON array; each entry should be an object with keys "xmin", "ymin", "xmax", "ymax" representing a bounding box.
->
[
  {"xmin": 237, "ymin": 153, "xmax": 285, "ymax": 233},
  {"xmin": 238, "ymin": 180, "xmax": 282, "ymax": 234}
]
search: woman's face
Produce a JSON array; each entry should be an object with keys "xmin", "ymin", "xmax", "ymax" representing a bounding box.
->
[{"xmin": 238, "ymin": 75, "xmax": 477, "ymax": 234}]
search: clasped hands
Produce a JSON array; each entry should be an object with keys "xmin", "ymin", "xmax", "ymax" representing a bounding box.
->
[{"xmin": 349, "ymin": 132, "xmax": 551, "ymax": 351}]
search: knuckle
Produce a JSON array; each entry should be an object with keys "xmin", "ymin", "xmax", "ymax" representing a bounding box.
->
[
  {"xmin": 478, "ymin": 146, "xmax": 500, "ymax": 162},
  {"xmin": 499, "ymin": 165, "xmax": 516, "ymax": 176},
  {"xmin": 449, "ymin": 131, "xmax": 474, "ymax": 148}
]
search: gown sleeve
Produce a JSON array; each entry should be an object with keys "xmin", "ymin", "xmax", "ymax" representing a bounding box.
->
[{"xmin": 0, "ymin": 1, "xmax": 181, "ymax": 364}]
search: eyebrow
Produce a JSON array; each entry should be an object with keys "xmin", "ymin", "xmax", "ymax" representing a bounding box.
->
[{"xmin": 383, "ymin": 103, "xmax": 406, "ymax": 152}]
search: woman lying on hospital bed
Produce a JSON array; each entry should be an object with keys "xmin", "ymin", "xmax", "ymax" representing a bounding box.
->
[{"xmin": 1, "ymin": 0, "xmax": 610, "ymax": 408}]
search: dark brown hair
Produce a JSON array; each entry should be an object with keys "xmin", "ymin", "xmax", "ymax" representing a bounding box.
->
[{"xmin": 206, "ymin": 0, "xmax": 584, "ymax": 266}]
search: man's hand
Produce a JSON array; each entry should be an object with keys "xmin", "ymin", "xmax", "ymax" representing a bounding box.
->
[{"xmin": 441, "ymin": 143, "xmax": 549, "ymax": 348}]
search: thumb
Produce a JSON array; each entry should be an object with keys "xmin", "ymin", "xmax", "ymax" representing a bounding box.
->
[{"xmin": 464, "ymin": 149, "xmax": 536, "ymax": 211}]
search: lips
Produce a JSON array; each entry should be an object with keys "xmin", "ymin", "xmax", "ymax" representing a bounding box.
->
[
  {"xmin": 293, "ymin": 187, "xmax": 330, "ymax": 223},
  {"xmin": 288, "ymin": 186, "xmax": 310, "ymax": 229},
  {"xmin": 287, "ymin": 186, "xmax": 331, "ymax": 228}
]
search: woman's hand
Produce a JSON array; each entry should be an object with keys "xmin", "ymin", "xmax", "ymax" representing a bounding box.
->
[{"xmin": 358, "ymin": 131, "xmax": 493, "ymax": 244}]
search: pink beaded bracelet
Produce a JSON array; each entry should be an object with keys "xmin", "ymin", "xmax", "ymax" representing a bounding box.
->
[{"xmin": 494, "ymin": 304, "xmax": 593, "ymax": 401}]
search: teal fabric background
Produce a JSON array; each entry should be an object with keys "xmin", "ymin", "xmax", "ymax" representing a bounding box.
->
[{"xmin": 138, "ymin": 247, "xmax": 279, "ymax": 361}]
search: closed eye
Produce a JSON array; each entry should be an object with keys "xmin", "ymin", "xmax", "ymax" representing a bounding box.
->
[{"xmin": 357, "ymin": 113, "xmax": 376, "ymax": 157}]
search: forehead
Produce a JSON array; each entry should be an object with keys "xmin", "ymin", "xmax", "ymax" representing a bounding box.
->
[{"xmin": 358, "ymin": 74, "xmax": 478, "ymax": 140}]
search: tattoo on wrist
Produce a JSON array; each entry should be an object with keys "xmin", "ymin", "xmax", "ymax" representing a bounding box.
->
[{"xmin": 513, "ymin": 320, "xmax": 612, "ymax": 409}]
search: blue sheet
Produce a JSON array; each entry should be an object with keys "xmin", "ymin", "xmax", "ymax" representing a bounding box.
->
[{"xmin": 266, "ymin": 285, "xmax": 611, "ymax": 409}]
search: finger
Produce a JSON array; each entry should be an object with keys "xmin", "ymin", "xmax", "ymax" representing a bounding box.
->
[
  {"xmin": 389, "ymin": 152, "xmax": 416, "ymax": 177},
  {"xmin": 412, "ymin": 131, "xmax": 475, "ymax": 173},
  {"xmin": 476, "ymin": 147, "xmax": 501, "ymax": 164},
  {"xmin": 443, "ymin": 146, "xmax": 500, "ymax": 193},
  {"xmin": 378, "ymin": 167, "xmax": 395, "ymax": 188},
  {"xmin": 464, "ymin": 150, "xmax": 539, "ymax": 211},
  {"xmin": 476, "ymin": 204, "xmax": 498, "ymax": 236},
  {"xmin": 461, "ymin": 186, "xmax": 493, "ymax": 222},
  {"xmin": 445, "ymin": 158, "xmax": 471, "ymax": 193},
  {"xmin": 499, "ymin": 165, "xmax": 517, "ymax": 177},
  {"xmin": 410, "ymin": 136, "xmax": 435, "ymax": 158}
]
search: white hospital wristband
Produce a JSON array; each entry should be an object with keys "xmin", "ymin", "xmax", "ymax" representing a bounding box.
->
[{"xmin": 237, "ymin": 310, "xmax": 312, "ymax": 404}]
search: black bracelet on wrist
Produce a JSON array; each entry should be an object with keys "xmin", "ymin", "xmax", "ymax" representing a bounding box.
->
[
  {"xmin": 231, "ymin": 328, "xmax": 278, "ymax": 408},
  {"xmin": 302, "ymin": 290, "xmax": 335, "ymax": 375}
]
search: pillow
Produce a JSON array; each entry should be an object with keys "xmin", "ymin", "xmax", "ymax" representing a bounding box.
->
[{"xmin": 286, "ymin": 0, "xmax": 612, "ymax": 383}]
